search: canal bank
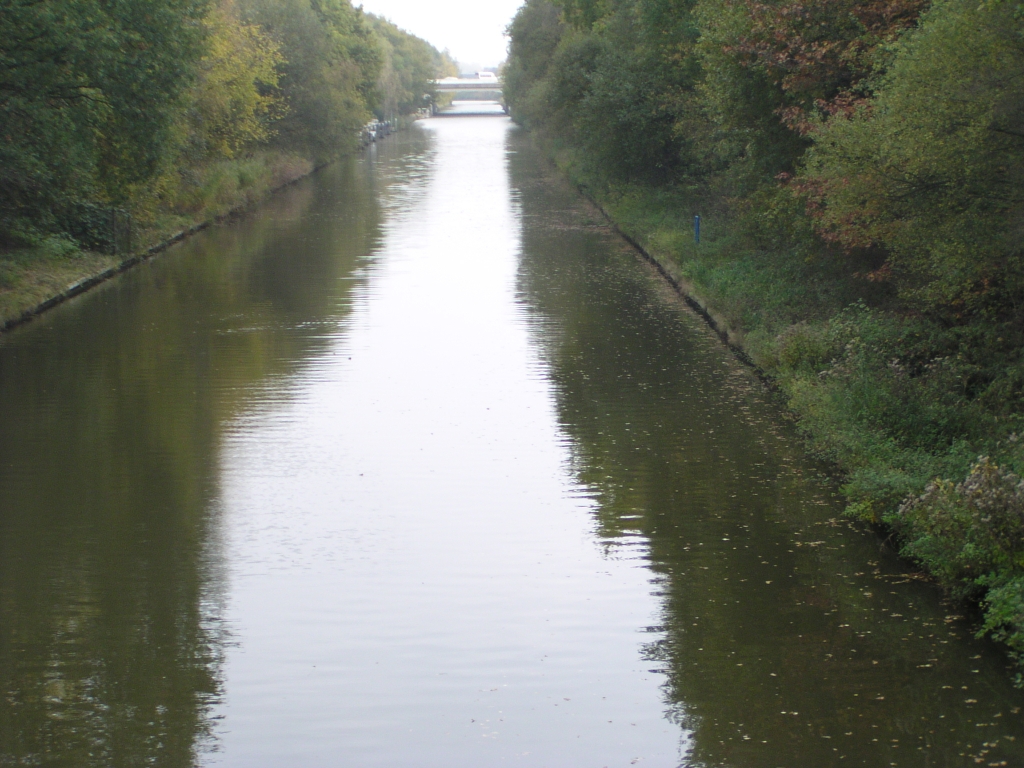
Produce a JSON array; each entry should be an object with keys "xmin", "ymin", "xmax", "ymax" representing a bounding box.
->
[{"xmin": 576, "ymin": 186, "xmax": 753, "ymax": 366}]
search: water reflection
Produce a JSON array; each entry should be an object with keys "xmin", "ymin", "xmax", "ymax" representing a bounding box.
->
[
  {"xmin": 0, "ymin": 153, "xmax": 393, "ymax": 766},
  {"xmin": 506, "ymin": 126, "xmax": 1024, "ymax": 766}
]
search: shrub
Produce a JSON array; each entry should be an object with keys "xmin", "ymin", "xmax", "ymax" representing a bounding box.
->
[
  {"xmin": 982, "ymin": 575, "xmax": 1024, "ymax": 679},
  {"xmin": 897, "ymin": 457, "xmax": 1024, "ymax": 598}
]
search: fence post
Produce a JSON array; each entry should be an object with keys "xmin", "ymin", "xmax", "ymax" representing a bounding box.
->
[{"xmin": 694, "ymin": 215, "xmax": 701, "ymax": 245}]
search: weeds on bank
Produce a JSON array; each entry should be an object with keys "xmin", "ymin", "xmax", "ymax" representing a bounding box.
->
[
  {"xmin": 899, "ymin": 458, "xmax": 1024, "ymax": 678},
  {"xmin": 163, "ymin": 152, "xmax": 312, "ymax": 220}
]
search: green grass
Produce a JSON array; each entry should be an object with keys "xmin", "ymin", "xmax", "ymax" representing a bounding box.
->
[{"xmin": 0, "ymin": 244, "xmax": 118, "ymax": 327}]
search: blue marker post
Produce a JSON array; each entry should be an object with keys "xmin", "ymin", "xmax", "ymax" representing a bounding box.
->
[{"xmin": 694, "ymin": 215, "xmax": 701, "ymax": 245}]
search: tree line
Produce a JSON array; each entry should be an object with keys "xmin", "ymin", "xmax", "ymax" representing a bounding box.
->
[
  {"xmin": 506, "ymin": 0, "xmax": 1024, "ymax": 670},
  {"xmin": 0, "ymin": 0, "xmax": 453, "ymax": 252}
]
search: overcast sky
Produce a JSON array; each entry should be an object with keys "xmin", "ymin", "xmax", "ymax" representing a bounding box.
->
[{"xmin": 357, "ymin": 0, "xmax": 525, "ymax": 69}]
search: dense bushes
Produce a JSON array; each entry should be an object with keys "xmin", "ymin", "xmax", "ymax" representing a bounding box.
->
[
  {"xmin": 0, "ymin": 0, "xmax": 446, "ymax": 252},
  {"xmin": 506, "ymin": 0, "xmax": 1024, "ymax": 672}
]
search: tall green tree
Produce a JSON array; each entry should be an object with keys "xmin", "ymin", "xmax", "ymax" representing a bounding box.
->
[
  {"xmin": 0, "ymin": 0, "xmax": 209, "ymax": 244},
  {"xmin": 368, "ymin": 15, "xmax": 443, "ymax": 120},
  {"xmin": 505, "ymin": 0, "xmax": 704, "ymax": 184},
  {"xmin": 241, "ymin": 0, "xmax": 381, "ymax": 160}
]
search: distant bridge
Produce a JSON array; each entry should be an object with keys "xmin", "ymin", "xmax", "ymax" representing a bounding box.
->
[
  {"xmin": 429, "ymin": 76, "xmax": 507, "ymax": 116},
  {"xmin": 432, "ymin": 76, "xmax": 503, "ymax": 93}
]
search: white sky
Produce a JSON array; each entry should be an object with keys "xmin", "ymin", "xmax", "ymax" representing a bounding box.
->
[{"xmin": 357, "ymin": 0, "xmax": 525, "ymax": 69}]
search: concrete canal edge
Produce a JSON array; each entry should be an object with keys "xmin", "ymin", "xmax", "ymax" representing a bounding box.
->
[
  {"xmin": 576, "ymin": 184, "xmax": 765, "ymax": 378},
  {"xmin": 0, "ymin": 178, "xmax": 303, "ymax": 336},
  {"xmin": 1, "ymin": 222, "xmax": 206, "ymax": 335}
]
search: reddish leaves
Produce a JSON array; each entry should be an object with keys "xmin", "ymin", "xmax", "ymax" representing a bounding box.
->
[{"xmin": 729, "ymin": 0, "xmax": 927, "ymax": 133}]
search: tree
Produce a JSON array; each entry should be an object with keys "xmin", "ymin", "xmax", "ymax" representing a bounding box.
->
[
  {"xmin": 731, "ymin": 0, "xmax": 927, "ymax": 133},
  {"xmin": 503, "ymin": 0, "xmax": 566, "ymax": 128},
  {"xmin": 368, "ymin": 15, "xmax": 444, "ymax": 120},
  {"xmin": 801, "ymin": 0, "xmax": 1024, "ymax": 317},
  {"xmin": 0, "ymin": 0, "xmax": 209, "ymax": 244},
  {"xmin": 240, "ymin": 0, "xmax": 381, "ymax": 160},
  {"xmin": 186, "ymin": 0, "xmax": 285, "ymax": 161},
  {"xmin": 505, "ymin": 0, "xmax": 704, "ymax": 184}
]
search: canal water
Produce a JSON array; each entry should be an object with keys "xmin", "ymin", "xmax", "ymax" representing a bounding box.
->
[{"xmin": 1, "ymin": 118, "xmax": 1023, "ymax": 767}]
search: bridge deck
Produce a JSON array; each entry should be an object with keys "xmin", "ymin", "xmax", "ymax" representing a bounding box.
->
[{"xmin": 433, "ymin": 79, "xmax": 503, "ymax": 92}]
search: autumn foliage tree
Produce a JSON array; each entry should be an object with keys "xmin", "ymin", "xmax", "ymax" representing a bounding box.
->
[
  {"xmin": 800, "ymin": 0, "xmax": 1024, "ymax": 317},
  {"xmin": 731, "ymin": 0, "xmax": 928, "ymax": 133}
]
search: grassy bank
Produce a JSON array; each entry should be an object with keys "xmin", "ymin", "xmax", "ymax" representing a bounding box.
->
[
  {"xmin": 554, "ymin": 152, "xmax": 1024, "ymax": 676},
  {"xmin": 0, "ymin": 150, "xmax": 314, "ymax": 330}
]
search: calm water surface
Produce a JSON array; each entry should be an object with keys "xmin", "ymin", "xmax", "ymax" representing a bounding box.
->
[{"xmin": 2, "ymin": 118, "xmax": 1023, "ymax": 767}]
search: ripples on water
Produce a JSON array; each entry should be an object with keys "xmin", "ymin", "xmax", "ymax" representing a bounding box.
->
[{"xmin": 0, "ymin": 118, "xmax": 1022, "ymax": 768}]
